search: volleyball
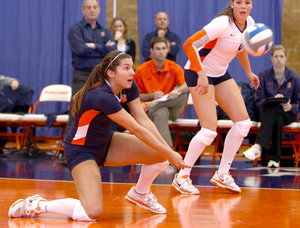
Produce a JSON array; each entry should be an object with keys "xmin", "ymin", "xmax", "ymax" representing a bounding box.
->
[{"xmin": 241, "ymin": 23, "xmax": 273, "ymax": 57}]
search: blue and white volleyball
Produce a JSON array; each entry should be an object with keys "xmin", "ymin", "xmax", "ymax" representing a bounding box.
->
[{"xmin": 241, "ymin": 23, "xmax": 273, "ymax": 57}]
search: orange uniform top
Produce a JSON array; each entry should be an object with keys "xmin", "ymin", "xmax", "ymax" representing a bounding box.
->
[{"xmin": 134, "ymin": 59, "xmax": 185, "ymax": 98}]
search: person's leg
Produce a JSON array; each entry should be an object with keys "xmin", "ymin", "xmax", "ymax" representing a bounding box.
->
[
  {"xmin": 172, "ymin": 85, "xmax": 218, "ymax": 194},
  {"xmin": 166, "ymin": 93, "xmax": 188, "ymax": 121},
  {"xmin": 146, "ymin": 94, "xmax": 187, "ymax": 148},
  {"xmin": 105, "ymin": 132, "xmax": 169, "ymax": 213},
  {"xmin": 150, "ymin": 107, "xmax": 173, "ymax": 148},
  {"xmin": 255, "ymin": 105, "xmax": 280, "ymax": 150},
  {"xmin": 9, "ymin": 160, "xmax": 102, "ymax": 221},
  {"xmin": 270, "ymin": 115, "xmax": 284, "ymax": 163},
  {"xmin": 211, "ymin": 79, "xmax": 251, "ymax": 193}
]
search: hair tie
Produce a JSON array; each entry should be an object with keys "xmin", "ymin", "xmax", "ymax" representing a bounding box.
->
[{"xmin": 104, "ymin": 52, "xmax": 125, "ymax": 73}]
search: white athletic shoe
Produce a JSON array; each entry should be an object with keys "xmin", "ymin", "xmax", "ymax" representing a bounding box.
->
[
  {"xmin": 125, "ymin": 186, "xmax": 166, "ymax": 214},
  {"xmin": 242, "ymin": 144, "xmax": 262, "ymax": 160},
  {"xmin": 172, "ymin": 173, "xmax": 199, "ymax": 195},
  {"xmin": 267, "ymin": 160, "xmax": 280, "ymax": 168},
  {"xmin": 8, "ymin": 195, "xmax": 46, "ymax": 218},
  {"xmin": 210, "ymin": 171, "xmax": 241, "ymax": 193}
]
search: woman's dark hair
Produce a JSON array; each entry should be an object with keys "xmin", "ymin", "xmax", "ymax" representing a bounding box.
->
[
  {"xmin": 110, "ymin": 16, "xmax": 128, "ymax": 40},
  {"xmin": 72, "ymin": 50, "xmax": 131, "ymax": 116}
]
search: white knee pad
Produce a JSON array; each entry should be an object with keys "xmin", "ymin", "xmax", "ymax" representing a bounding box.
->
[
  {"xmin": 232, "ymin": 119, "xmax": 252, "ymax": 137},
  {"xmin": 195, "ymin": 127, "xmax": 217, "ymax": 146},
  {"xmin": 72, "ymin": 201, "xmax": 96, "ymax": 222}
]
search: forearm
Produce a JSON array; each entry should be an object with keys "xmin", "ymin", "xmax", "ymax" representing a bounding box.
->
[
  {"xmin": 140, "ymin": 93, "xmax": 155, "ymax": 102},
  {"xmin": 132, "ymin": 122, "xmax": 171, "ymax": 153}
]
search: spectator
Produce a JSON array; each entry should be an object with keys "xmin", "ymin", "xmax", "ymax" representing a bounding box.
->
[
  {"xmin": 0, "ymin": 75, "xmax": 19, "ymax": 91},
  {"xmin": 243, "ymin": 45, "xmax": 300, "ymax": 168},
  {"xmin": 135, "ymin": 37, "xmax": 188, "ymax": 148},
  {"xmin": 110, "ymin": 16, "xmax": 136, "ymax": 63},
  {"xmin": 0, "ymin": 75, "xmax": 19, "ymax": 154},
  {"xmin": 65, "ymin": 0, "xmax": 117, "ymax": 137},
  {"xmin": 142, "ymin": 12, "xmax": 180, "ymax": 63}
]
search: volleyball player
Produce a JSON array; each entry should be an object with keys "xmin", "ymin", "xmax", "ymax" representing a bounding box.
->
[
  {"xmin": 9, "ymin": 50, "xmax": 189, "ymax": 221},
  {"xmin": 172, "ymin": 0, "xmax": 260, "ymax": 194}
]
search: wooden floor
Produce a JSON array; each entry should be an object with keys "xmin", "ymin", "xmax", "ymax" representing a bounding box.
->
[
  {"xmin": 1, "ymin": 178, "xmax": 300, "ymax": 228},
  {"xmin": 1, "ymin": 141, "xmax": 300, "ymax": 227}
]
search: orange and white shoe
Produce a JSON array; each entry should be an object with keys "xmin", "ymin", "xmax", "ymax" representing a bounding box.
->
[
  {"xmin": 125, "ymin": 186, "xmax": 166, "ymax": 214},
  {"xmin": 8, "ymin": 195, "xmax": 46, "ymax": 218},
  {"xmin": 210, "ymin": 171, "xmax": 241, "ymax": 193},
  {"xmin": 172, "ymin": 173, "xmax": 199, "ymax": 195}
]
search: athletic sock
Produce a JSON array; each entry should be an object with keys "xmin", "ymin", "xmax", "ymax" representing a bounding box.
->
[
  {"xmin": 40, "ymin": 198, "xmax": 79, "ymax": 218},
  {"xmin": 218, "ymin": 127, "xmax": 245, "ymax": 174},
  {"xmin": 178, "ymin": 134, "xmax": 206, "ymax": 179},
  {"xmin": 135, "ymin": 161, "xmax": 169, "ymax": 194}
]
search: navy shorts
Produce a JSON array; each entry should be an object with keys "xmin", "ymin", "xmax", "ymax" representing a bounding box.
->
[
  {"xmin": 184, "ymin": 69, "xmax": 232, "ymax": 87},
  {"xmin": 64, "ymin": 132, "xmax": 114, "ymax": 171}
]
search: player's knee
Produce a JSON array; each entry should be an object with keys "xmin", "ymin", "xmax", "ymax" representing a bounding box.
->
[
  {"xmin": 72, "ymin": 201, "xmax": 100, "ymax": 221},
  {"xmin": 155, "ymin": 160, "xmax": 169, "ymax": 171},
  {"xmin": 195, "ymin": 127, "xmax": 217, "ymax": 146},
  {"xmin": 232, "ymin": 119, "xmax": 251, "ymax": 137}
]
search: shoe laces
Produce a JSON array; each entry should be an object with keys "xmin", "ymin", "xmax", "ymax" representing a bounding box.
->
[
  {"xmin": 143, "ymin": 193, "xmax": 162, "ymax": 210},
  {"xmin": 179, "ymin": 175, "xmax": 193, "ymax": 186},
  {"xmin": 222, "ymin": 173, "xmax": 235, "ymax": 185},
  {"xmin": 23, "ymin": 199, "xmax": 42, "ymax": 217}
]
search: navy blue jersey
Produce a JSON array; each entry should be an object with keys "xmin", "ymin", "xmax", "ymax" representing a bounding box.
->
[{"xmin": 64, "ymin": 81, "xmax": 139, "ymax": 148}]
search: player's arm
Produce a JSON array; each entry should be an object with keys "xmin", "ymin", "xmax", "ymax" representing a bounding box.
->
[
  {"xmin": 108, "ymin": 104, "xmax": 189, "ymax": 169},
  {"xmin": 182, "ymin": 29, "xmax": 209, "ymax": 73},
  {"xmin": 126, "ymin": 97, "xmax": 170, "ymax": 148}
]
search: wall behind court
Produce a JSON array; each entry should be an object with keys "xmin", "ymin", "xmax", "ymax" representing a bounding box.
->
[{"xmin": 282, "ymin": 0, "xmax": 300, "ymax": 74}]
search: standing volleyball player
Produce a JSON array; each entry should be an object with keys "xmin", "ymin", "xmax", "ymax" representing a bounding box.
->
[
  {"xmin": 172, "ymin": 0, "xmax": 260, "ymax": 194},
  {"xmin": 9, "ymin": 51, "xmax": 189, "ymax": 221}
]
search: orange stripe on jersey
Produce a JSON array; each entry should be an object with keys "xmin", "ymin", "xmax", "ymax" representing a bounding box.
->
[
  {"xmin": 71, "ymin": 109, "xmax": 101, "ymax": 146},
  {"xmin": 183, "ymin": 29, "xmax": 207, "ymax": 73},
  {"xmin": 200, "ymin": 39, "xmax": 217, "ymax": 62}
]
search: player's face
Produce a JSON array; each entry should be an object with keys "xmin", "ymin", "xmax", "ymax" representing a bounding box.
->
[
  {"xmin": 114, "ymin": 58, "xmax": 135, "ymax": 89},
  {"xmin": 231, "ymin": 0, "xmax": 253, "ymax": 21},
  {"xmin": 271, "ymin": 50, "xmax": 287, "ymax": 68},
  {"xmin": 82, "ymin": 0, "xmax": 100, "ymax": 22},
  {"xmin": 113, "ymin": 20, "xmax": 125, "ymax": 33},
  {"xmin": 155, "ymin": 13, "xmax": 169, "ymax": 30},
  {"xmin": 151, "ymin": 42, "xmax": 168, "ymax": 61}
]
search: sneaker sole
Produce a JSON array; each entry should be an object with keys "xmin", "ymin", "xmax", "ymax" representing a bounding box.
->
[
  {"xmin": 210, "ymin": 179, "xmax": 241, "ymax": 194},
  {"xmin": 8, "ymin": 198, "xmax": 25, "ymax": 218},
  {"xmin": 172, "ymin": 181, "xmax": 199, "ymax": 195},
  {"xmin": 125, "ymin": 195, "xmax": 166, "ymax": 214}
]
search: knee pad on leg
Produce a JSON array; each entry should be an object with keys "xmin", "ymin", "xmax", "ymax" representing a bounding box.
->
[
  {"xmin": 72, "ymin": 201, "xmax": 96, "ymax": 222},
  {"xmin": 232, "ymin": 119, "xmax": 251, "ymax": 137},
  {"xmin": 195, "ymin": 127, "xmax": 217, "ymax": 146}
]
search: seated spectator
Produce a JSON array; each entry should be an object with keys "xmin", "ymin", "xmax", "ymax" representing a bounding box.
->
[
  {"xmin": 0, "ymin": 75, "xmax": 19, "ymax": 91},
  {"xmin": 142, "ymin": 12, "xmax": 180, "ymax": 63},
  {"xmin": 135, "ymin": 37, "xmax": 189, "ymax": 148},
  {"xmin": 0, "ymin": 75, "xmax": 20, "ymax": 154},
  {"xmin": 109, "ymin": 16, "xmax": 136, "ymax": 63},
  {"xmin": 243, "ymin": 45, "xmax": 300, "ymax": 168}
]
